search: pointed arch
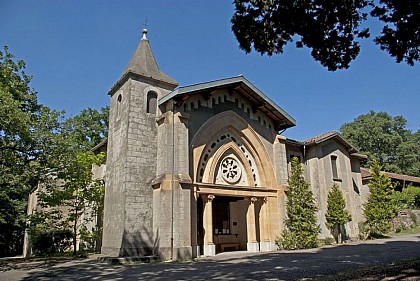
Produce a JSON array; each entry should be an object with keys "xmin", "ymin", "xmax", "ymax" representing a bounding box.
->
[
  {"xmin": 204, "ymin": 143, "xmax": 255, "ymax": 186},
  {"xmin": 191, "ymin": 110, "xmax": 277, "ymax": 189}
]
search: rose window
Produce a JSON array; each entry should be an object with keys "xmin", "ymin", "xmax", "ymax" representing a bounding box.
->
[{"xmin": 221, "ymin": 157, "xmax": 242, "ymax": 184}]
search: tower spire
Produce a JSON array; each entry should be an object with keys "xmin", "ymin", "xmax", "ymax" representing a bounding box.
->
[{"xmin": 116, "ymin": 28, "xmax": 178, "ymax": 90}]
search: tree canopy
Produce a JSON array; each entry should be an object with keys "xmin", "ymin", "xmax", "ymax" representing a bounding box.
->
[
  {"xmin": 0, "ymin": 46, "xmax": 108, "ymax": 257},
  {"xmin": 0, "ymin": 46, "xmax": 63, "ymax": 256},
  {"xmin": 231, "ymin": 0, "xmax": 420, "ymax": 71},
  {"xmin": 340, "ymin": 111, "xmax": 420, "ymax": 177},
  {"xmin": 63, "ymin": 107, "xmax": 109, "ymax": 151}
]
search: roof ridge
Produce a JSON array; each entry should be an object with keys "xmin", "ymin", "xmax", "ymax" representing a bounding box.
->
[{"xmin": 303, "ymin": 130, "xmax": 339, "ymax": 144}]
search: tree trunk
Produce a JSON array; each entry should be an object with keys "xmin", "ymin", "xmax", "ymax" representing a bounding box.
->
[
  {"xmin": 73, "ymin": 208, "xmax": 78, "ymax": 255},
  {"xmin": 337, "ymin": 224, "xmax": 342, "ymax": 244}
]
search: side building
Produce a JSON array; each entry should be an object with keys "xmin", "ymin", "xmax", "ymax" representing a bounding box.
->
[{"xmin": 285, "ymin": 131, "xmax": 369, "ymax": 239}]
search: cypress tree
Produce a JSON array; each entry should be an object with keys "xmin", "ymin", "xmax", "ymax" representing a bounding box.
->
[
  {"xmin": 280, "ymin": 157, "xmax": 319, "ymax": 249},
  {"xmin": 363, "ymin": 159, "xmax": 395, "ymax": 237},
  {"xmin": 325, "ymin": 183, "xmax": 352, "ymax": 243}
]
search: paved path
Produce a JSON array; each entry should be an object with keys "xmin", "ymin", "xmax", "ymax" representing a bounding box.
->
[{"xmin": 1, "ymin": 233, "xmax": 420, "ymax": 280}]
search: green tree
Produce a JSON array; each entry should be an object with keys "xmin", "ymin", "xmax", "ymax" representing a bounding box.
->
[
  {"xmin": 0, "ymin": 46, "xmax": 62, "ymax": 257},
  {"xmin": 63, "ymin": 107, "xmax": 109, "ymax": 151},
  {"xmin": 279, "ymin": 157, "xmax": 319, "ymax": 249},
  {"xmin": 34, "ymin": 151, "xmax": 106, "ymax": 255},
  {"xmin": 231, "ymin": 0, "xmax": 419, "ymax": 71},
  {"xmin": 325, "ymin": 183, "xmax": 352, "ymax": 244},
  {"xmin": 363, "ymin": 159, "xmax": 395, "ymax": 237},
  {"xmin": 340, "ymin": 111, "xmax": 419, "ymax": 177}
]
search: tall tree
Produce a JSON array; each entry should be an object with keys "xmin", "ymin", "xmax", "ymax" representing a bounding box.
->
[
  {"xmin": 280, "ymin": 157, "xmax": 319, "ymax": 250},
  {"xmin": 363, "ymin": 159, "xmax": 395, "ymax": 237},
  {"xmin": 34, "ymin": 151, "xmax": 106, "ymax": 255},
  {"xmin": 231, "ymin": 0, "xmax": 419, "ymax": 71},
  {"xmin": 0, "ymin": 46, "xmax": 62, "ymax": 257},
  {"xmin": 340, "ymin": 111, "xmax": 419, "ymax": 176},
  {"xmin": 325, "ymin": 183, "xmax": 352, "ymax": 244}
]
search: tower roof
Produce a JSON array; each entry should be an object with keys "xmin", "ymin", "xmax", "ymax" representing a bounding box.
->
[{"xmin": 110, "ymin": 29, "xmax": 178, "ymax": 94}]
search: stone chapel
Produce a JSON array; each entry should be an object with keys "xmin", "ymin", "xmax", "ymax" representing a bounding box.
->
[{"xmin": 100, "ymin": 29, "xmax": 369, "ymax": 260}]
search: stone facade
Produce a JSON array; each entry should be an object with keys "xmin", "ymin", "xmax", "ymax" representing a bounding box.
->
[{"xmin": 100, "ymin": 30, "xmax": 368, "ymax": 260}]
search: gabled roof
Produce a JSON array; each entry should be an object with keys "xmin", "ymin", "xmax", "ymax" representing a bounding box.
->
[
  {"xmin": 159, "ymin": 75, "xmax": 296, "ymax": 130},
  {"xmin": 109, "ymin": 30, "xmax": 178, "ymax": 94},
  {"xmin": 304, "ymin": 131, "xmax": 348, "ymax": 146},
  {"xmin": 361, "ymin": 168, "xmax": 420, "ymax": 185},
  {"xmin": 91, "ymin": 138, "xmax": 107, "ymax": 153},
  {"xmin": 304, "ymin": 131, "xmax": 358, "ymax": 151},
  {"xmin": 286, "ymin": 131, "xmax": 367, "ymax": 159}
]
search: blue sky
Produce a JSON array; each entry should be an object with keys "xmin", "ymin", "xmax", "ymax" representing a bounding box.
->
[{"xmin": 1, "ymin": 1, "xmax": 419, "ymax": 141}]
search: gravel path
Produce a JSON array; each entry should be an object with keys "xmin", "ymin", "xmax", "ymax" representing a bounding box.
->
[{"xmin": 1, "ymin": 233, "xmax": 419, "ymax": 280}]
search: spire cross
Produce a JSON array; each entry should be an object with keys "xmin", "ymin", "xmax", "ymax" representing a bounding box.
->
[
  {"xmin": 143, "ymin": 17, "xmax": 149, "ymax": 29},
  {"xmin": 142, "ymin": 18, "xmax": 149, "ymax": 40}
]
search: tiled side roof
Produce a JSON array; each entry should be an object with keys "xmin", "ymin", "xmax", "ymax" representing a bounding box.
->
[
  {"xmin": 361, "ymin": 167, "xmax": 420, "ymax": 184},
  {"xmin": 91, "ymin": 138, "xmax": 107, "ymax": 153},
  {"xmin": 303, "ymin": 131, "xmax": 339, "ymax": 145},
  {"xmin": 350, "ymin": 153, "xmax": 368, "ymax": 160},
  {"xmin": 360, "ymin": 168, "xmax": 371, "ymax": 179}
]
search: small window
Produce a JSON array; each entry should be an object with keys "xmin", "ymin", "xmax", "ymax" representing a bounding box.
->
[
  {"xmin": 331, "ymin": 156, "xmax": 339, "ymax": 180},
  {"xmin": 146, "ymin": 91, "xmax": 157, "ymax": 114}
]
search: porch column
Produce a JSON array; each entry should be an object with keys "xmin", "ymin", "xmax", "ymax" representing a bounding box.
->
[
  {"xmin": 202, "ymin": 194, "xmax": 216, "ymax": 256},
  {"xmin": 259, "ymin": 197, "xmax": 275, "ymax": 251},
  {"xmin": 246, "ymin": 196, "xmax": 259, "ymax": 252}
]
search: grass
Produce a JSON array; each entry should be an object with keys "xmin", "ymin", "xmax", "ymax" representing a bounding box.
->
[{"xmin": 392, "ymin": 225, "xmax": 420, "ymax": 236}]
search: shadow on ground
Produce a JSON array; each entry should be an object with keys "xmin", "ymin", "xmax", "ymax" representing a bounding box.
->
[{"xmin": 4, "ymin": 235, "xmax": 420, "ymax": 280}]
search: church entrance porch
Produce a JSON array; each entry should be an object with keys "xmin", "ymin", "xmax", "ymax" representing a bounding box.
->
[{"xmin": 198, "ymin": 193, "xmax": 271, "ymax": 256}]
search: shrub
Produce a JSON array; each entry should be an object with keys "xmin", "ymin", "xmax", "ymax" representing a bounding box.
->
[
  {"xmin": 410, "ymin": 212, "xmax": 418, "ymax": 225},
  {"xmin": 405, "ymin": 186, "xmax": 420, "ymax": 208},
  {"xmin": 32, "ymin": 229, "xmax": 73, "ymax": 256},
  {"xmin": 392, "ymin": 190, "xmax": 416, "ymax": 210}
]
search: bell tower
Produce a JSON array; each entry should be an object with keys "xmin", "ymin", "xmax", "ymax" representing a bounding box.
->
[{"xmin": 102, "ymin": 29, "xmax": 178, "ymax": 257}]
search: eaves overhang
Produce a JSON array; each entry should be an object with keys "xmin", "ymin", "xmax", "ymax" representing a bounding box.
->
[{"xmin": 159, "ymin": 75, "xmax": 296, "ymax": 131}]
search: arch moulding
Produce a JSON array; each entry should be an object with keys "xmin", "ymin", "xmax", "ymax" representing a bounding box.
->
[{"xmin": 191, "ymin": 110, "xmax": 277, "ymax": 189}]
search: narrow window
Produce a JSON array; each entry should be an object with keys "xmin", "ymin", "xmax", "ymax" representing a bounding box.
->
[
  {"xmin": 116, "ymin": 94, "xmax": 122, "ymax": 117},
  {"xmin": 147, "ymin": 91, "xmax": 157, "ymax": 114},
  {"xmin": 331, "ymin": 156, "xmax": 339, "ymax": 179}
]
